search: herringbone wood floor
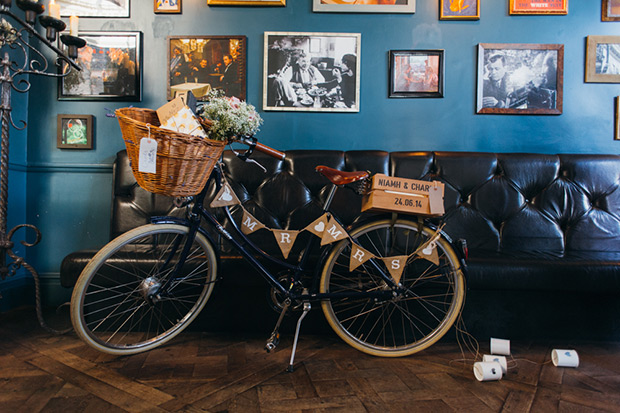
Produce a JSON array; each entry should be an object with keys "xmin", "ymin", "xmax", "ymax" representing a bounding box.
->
[{"xmin": 1, "ymin": 306, "xmax": 620, "ymax": 413}]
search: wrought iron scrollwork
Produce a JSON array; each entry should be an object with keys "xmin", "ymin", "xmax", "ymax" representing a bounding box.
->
[{"xmin": 0, "ymin": 1, "xmax": 84, "ymax": 334}]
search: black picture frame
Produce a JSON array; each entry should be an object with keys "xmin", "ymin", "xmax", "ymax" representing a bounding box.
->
[
  {"xmin": 476, "ymin": 43, "xmax": 564, "ymax": 115},
  {"xmin": 389, "ymin": 50, "xmax": 444, "ymax": 98},
  {"xmin": 167, "ymin": 35, "xmax": 247, "ymax": 101},
  {"xmin": 58, "ymin": 31, "xmax": 142, "ymax": 102},
  {"xmin": 57, "ymin": 114, "xmax": 93, "ymax": 149}
]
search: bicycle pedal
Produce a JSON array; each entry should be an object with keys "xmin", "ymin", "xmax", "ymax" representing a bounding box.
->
[{"xmin": 265, "ymin": 333, "xmax": 280, "ymax": 353}]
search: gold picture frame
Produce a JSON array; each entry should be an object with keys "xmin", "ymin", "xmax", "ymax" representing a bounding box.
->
[
  {"xmin": 207, "ymin": 0, "xmax": 285, "ymax": 5},
  {"xmin": 313, "ymin": 0, "xmax": 415, "ymax": 13},
  {"xmin": 585, "ymin": 35, "xmax": 620, "ymax": 83},
  {"xmin": 440, "ymin": 0, "xmax": 479, "ymax": 20},
  {"xmin": 509, "ymin": 0, "xmax": 568, "ymax": 15},
  {"xmin": 602, "ymin": 0, "xmax": 620, "ymax": 21},
  {"xmin": 154, "ymin": 0, "xmax": 181, "ymax": 13}
]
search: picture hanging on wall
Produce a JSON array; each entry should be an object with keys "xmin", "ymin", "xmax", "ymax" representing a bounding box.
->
[
  {"xmin": 313, "ymin": 0, "xmax": 415, "ymax": 14},
  {"xmin": 476, "ymin": 43, "xmax": 564, "ymax": 115},
  {"xmin": 57, "ymin": 0, "xmax": 130, "ymax": 17},
  {"xmin": 155, "ymin": 0, "xmax": 181, "ymax": 13},
  {"xmin": 207, "ymin": 0, "xmax": 286, "ymax": 5},
  {"xmin": 615, "ymin": 97, "xmax": 620, "ymax": 140},
  {"xmin": 585, "ymin": 35, "xmax": 620, "ymax": 83},
  {"xmin": 602, "ymin": 0, "xmax": 620, "ymax": 21},
  {"xmin": 263, "ymin": 32, "xmax": 361, "ymax": 112},
  {"xmin": 57, "ymin": 114, "xmax": 93, "ymax": 149},
  {"xmin": 167, "ymin": 36, "xmax": 247, "ymax": 101},
  {"xmin": 389, "ymin": 50, "xmax": 444, "ymax": 98},
  {"xmin": 59, "ymin": 31, "xmax": 142, "ymax": 101},
  {"xmin": 509, "ymin": 0, "xmax": 568, "ymax": 15},
  {"xmin": 440, "ymin": 0, "xmax": 479, "ymax": 20}
]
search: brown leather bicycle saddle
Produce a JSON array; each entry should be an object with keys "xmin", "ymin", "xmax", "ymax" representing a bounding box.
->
[{"xmin": 315, "ymin": 165, "xmax": 369, "ymax": 185}]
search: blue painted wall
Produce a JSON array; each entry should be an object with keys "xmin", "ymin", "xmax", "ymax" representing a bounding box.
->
[{"xmin": 4, "ymin": 0, "xmax": 620, "ymax": 307}]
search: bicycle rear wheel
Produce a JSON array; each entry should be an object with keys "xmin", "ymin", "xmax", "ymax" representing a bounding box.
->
[
  {"xmin": 71, "ymin": 223, "xmax": 218, "ymax": 355},
  {"xmin": 320, "ymin": 218, "xmax": 465, "ymax": 357}
]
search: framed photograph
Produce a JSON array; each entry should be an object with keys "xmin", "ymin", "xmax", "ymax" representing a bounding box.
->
[
  {"xmin": 389, "ymin": 50, "xmax": 444, "ymax": 98},
  {"xmin": 155, "ymin": 0, "xmax": 181, "ymax": 13},
  {"xmin": 57, "ymin": 115, "xmax": 93, "ymax": 149},
  {"xmin": 263, "ymin": 32, "xmax": 361, "ymax": 112},
  {"xmin": 603, "ymin": 0, "xmax": 620, "ymax": 21},
  {"xmin": 616, "ymin": 97, "xmax": 620, "ymax": 140},
  {"xmin": 477, "ymin": 43, "xmax": 563, "ymax": 115},
  {"xmin": 167, "ymin": 36, "xmax": 246, "ymax": 101},
  {"xmin": 313, "ymin": 0, "xmax": 415, "ymax": 14},
  {"xmin": 440, "ymin": 0, "xmax": 479, "ymax": 20},
  {"xmin": 509, "ymin": 0, "xmax": 568, "ymax": 15},
  {"xmin": 207, "ymin": 0, "xmax": 285, "ymax": 5},
  {"xmin": 59, "ymin": 32, "xmax": 142, "ymax": 101},
  {"xmin": 57, "ymin": 0, "xmax": 130, "ymax": 17},
  {"xmin": 586, "ymin": 36, "xmax": 620, "ymax": 83}
]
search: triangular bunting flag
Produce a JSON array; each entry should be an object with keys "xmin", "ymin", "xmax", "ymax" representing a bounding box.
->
[
  {"xmin": 304, "ymin": 214, "xmax": 329, "ymax": 238},
  {"xmin": 349, "ymin": 243, "xmax": 374, "ymax": 272},
  {"xmin": 210, "ymin": 182, "xmax": 241, "ymax": 208},
  {"xmin": 320, "ymin": 217, "xmax": 348, "ymax": 246},
  {"xmin": 418, "ymin": 241, "xmax": 439, "ymax": 266},
  {"xmin": 272, "ymin": 229, "xmax": 300, "ymax": 259},
  {"xmin": 381, "ymin": 255, "xmax": 408, "ymax": 284},
  {"xmin": 241, "ymin": 209, "xmax": 266, "ymax": 235}
]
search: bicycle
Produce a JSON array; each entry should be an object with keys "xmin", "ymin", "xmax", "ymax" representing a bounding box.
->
[{"xmin": 70, "ymin": 137, "xmax": 467, "ymax": 371}]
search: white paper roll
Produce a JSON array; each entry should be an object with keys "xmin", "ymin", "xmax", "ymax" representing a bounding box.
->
[
  {"xmin": 473, "ymin": 361, "xmax": 503, "ymax": 381},
  {"xmin": 483, "ymin": 354, "xmax": 508, "ymax": 374},
  {"xmin": 490, "ymin": 337, "xmax": 511, "ymax": 356},
  {"xmin": 551, "ymin": 349, "xmax": 579, "ymax": 367}
]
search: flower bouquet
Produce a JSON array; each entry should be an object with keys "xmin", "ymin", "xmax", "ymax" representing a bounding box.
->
[{"xmin": 198, "ymin": 91, "xmax": 263, "ymax": 142}]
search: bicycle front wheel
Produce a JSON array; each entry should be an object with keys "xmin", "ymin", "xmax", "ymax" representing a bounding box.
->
[
  {"xmin": 71, "ymin": 223, "xmax": 218, "ymax": 355},
  {"xmin": 320, "ymin": 218, "xmax": 465, "ymax": 357}
]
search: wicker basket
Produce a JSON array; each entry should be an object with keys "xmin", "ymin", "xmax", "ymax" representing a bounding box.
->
[{"xmin": 116, "ymin": 107, "xmax": 225, "ymax": 197}]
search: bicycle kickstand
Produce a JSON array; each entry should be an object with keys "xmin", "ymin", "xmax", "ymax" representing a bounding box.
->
[
  {"xmin": 287, "ymin": 300, "xmax": 311, "ymax": 373},
  {"xmin": 265, "ymin": 298, "xmax": 290, "ymax": 353}
]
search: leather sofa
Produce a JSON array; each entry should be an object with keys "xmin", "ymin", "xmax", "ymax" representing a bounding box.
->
[{"xmin": 60, "ymin": 149, "xmax": 620, "ymax": 339}]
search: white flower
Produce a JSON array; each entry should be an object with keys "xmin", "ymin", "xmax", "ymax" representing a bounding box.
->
[{"xmin": 198, "ymin": 91, "xmax": 263, "ymax": 142}]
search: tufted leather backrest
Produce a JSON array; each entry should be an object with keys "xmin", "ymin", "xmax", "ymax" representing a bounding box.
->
[{"xmin": 112, "ymin": 150, "xmax": 620, "ymax": 255}]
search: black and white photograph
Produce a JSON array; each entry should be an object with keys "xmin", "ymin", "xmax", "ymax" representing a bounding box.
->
[
  {"xmin": 263, "ymin": 32, "xmax": 361, "ymax": 112},
  {"xmin": 59, "ymin": 31, "xmax": 142, "ymax": 101},
  {"xmin": 586, "ymin": 36, "xmax": 620, "ymax": 83},
  {"xmin": 477, "ymin": 43, "xmax": 563, "ymax": 115},
  {"xmin": 57, "ymin": 0, "xmax": 130, "ymax": 17},
  {"xmin": 167, "ymin": 36, "xmax": 246, "ymax": 101}
]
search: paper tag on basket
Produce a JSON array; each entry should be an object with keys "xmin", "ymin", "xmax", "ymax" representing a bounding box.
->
[
  {"xmin": 138, "ymin": 137, "xmax": 157, "ymax": 174},
  {"xmin": 429, "ymin": 185, "xmax": 444, "ymax": 215}
]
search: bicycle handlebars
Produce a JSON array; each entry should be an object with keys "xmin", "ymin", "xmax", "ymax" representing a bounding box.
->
[{"xmin": 237, "ymin": 136, "xmax": 286, "ymax": 160}]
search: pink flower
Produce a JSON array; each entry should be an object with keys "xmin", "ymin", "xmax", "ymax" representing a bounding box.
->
[{"xmin": 227, "ymin": 96, "xmax": 241, "ymax": 109}]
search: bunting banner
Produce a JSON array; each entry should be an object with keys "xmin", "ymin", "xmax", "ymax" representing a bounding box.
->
[
  {"xmin": 211, "ymin": 177, "xmax": 446, "ymax": 280},
  {"xmin": 320, "ymin": 216, "xmax": 348, "ymax": 246},
  {"xmin": 210, "ymin": 182, "xmax": 241, "ymax": 208},
  {"xmin": 241, "ymin": 210, "xmax": 266, "ymax": 235},
  {"xmin": 272, "ymin": 229, "xmax": 300, "ymax": 259},
  {"xmin": 349, "ymin": 243, "xmax": 373, "ymax": 272},
  {"xmin": 304, "ymin": 214, "xmax": 328, "ymax": 238},
  {"xmin": 418, "ymin": 240, "xmax": 439, "ymax": 266},
  {"xmin": 381, "ymin": 255, "xmax": 409, "ymax": 285}
]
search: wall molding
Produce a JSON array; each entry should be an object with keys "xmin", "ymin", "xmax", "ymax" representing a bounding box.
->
[{"xmin": 9, "ymin": 162, "xmax": 113, "ymax": 174}]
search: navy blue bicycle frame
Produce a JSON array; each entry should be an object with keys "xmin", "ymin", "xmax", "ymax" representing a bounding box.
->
[{"xmin": 154, "ymin": 163, "xmax": 398, "ymax": 302}]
